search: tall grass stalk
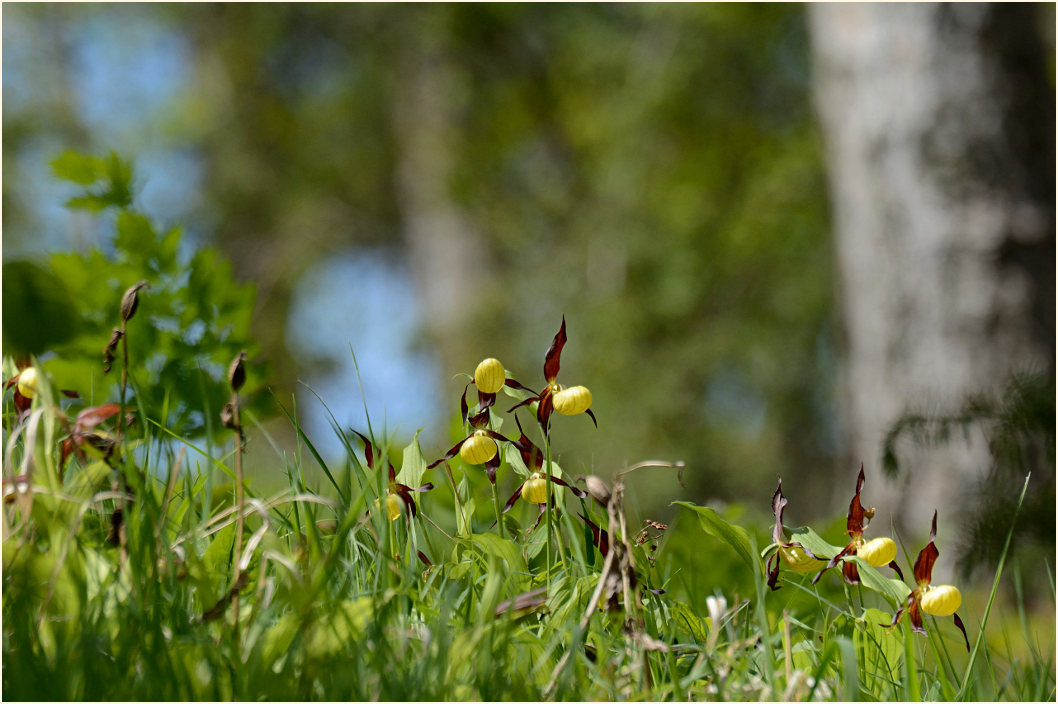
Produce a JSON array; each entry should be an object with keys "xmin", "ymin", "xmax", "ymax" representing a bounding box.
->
[{"xmin": 958, "ymin": 473, "xmax": 1032, "ymax": 700}]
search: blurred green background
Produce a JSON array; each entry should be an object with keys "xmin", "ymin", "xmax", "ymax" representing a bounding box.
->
[{"xmin": 3, "ymin": 3, "xmax": 1052, "ymax": 563}]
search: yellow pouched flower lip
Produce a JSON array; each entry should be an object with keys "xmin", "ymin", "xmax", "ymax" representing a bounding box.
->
[
  {"xmin": 552, "ymin": 385, "xmax": 592, "ymax": 415},
  {"xmin": 920, "ymin": 584, "xmax": 962, "ymax": 617},
  {"xmin": 521, "ymin": 473, "xmax": 548, "ymax": 504},
  {"xmin": 384, "ymin": 493, "xmax": 402, "ymax": 521},
  {"xmin": 16, "ymin": 367, "xmax": 38, "ymax": 399},
  {"xmin": 459, "ymin": 430, "xmax": 498, "ymax": 465},
  {"xmin": 779, "ymin": 545, "xmax": 827, "ymax": 573},
  {"xmin": 857, "ymin": 536, "xmax": 897, "ymax": 567},
  {"xmin": 474, "ymin": 358, "xmax": 506, "ymax": 394}
]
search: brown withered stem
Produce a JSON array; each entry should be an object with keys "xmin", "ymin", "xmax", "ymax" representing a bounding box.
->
[
  {"xmin": 544, "ymin": 462, "xmax": 680, "ymax": 699},
  {"xmin": 226, "ymin": 350, "xmax": 248, "ymax": 641},
  {"xmin": 109, "ymin": 281, "xmax": 147, "ymax": 564}
]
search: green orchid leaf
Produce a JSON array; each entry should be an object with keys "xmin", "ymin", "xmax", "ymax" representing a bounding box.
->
[
  {"xmin": 674, "ymin": 501, "xmax": 760, "ymax": 572},
  {"xmin": 787, "ymin": 525, "xmax": 843, "ymax": 559},
  {"xmin": 849, "ymin": 556, "xmax": 911, "ymax": 604},
  {"xmin": 397, "ymin": 429, "xmax": 428, "ymax": 489}
]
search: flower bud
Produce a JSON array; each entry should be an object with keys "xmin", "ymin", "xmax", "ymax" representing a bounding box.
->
[
  {"xmin": 552, "ymin": 385, "xmax": 592, "ymax": 415},
  {"xmin": 857, "ymin": 536, "xmax": 897, "ymax": 567},
  {"xmin": 920, "ymin": 584, "xmax": 962, "ymax": 616},
  {"xmin": 779, "ymin": 545, "xmax": 827, "ymax": 573},
  {"xmin": 522, "ymin": 473, "xmax": 548, "ymax": 504},
  {"xmin": 16, "ymin": 367, "xmax": 38, "ymax": 399},
  {"xmin": 459, "ymin": 430, "xmax": 497, "ymax": 465},
  {"xmin": 474, "ymin": 358, "xmax": 506, "ymax": 394}
]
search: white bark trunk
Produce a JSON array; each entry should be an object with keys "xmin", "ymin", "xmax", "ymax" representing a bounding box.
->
[{"xmin": 808, "ymin": 4, "xmax": 1054, "ymax": 537}]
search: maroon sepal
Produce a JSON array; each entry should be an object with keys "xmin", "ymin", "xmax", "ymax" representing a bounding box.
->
[
  {"xmin": 548, "ymin": 474, "xmax": 587, "ymax": 499},
  {"xmin": 417, "ymin": 550, "xmax": 432, "ymax": 568},
  {"xmin": 503, "ymin": 378, "xmax": 537, "ymax": 394},
  {"xmin": 766, "ymin": 553, "xmax": 782, "ymax": 590},
  {"xmin": 578, "ymin": 512, "xmax": 610, "ymax": 557},
  {"xmin": 846, "ymin": 464, "xmax": 867, "ymax": 536},
  {"xmin": 585, "ymin": 408, "xmax": 598, "ymax": 428},
  {"xmin": 952, "ymin": 612, "xmax": 970, "ymax": 651},
  {"xmin": 501, "ymin": 485, "xmax": 525, "ymax": 514},
  {"xmin": 842, "ymin": 559, "xmax": 861, "ymax": 586},
  {"xmin": 771, "ymin": 478, "xmax": 787, "ymax": 544},
  {"xmin": 811, "ymin": 541, "xmax": 857, "ymax": 585},
  {"xmin": 536, "ymin": 387, "xmax": 555, "ymax": 428},
  {"xmin": 543, "ymin": 316, "xmax": 567, "ymax": 383},
  {"xmin": 913, "ymin": 510, "xmax": 940, "ymax": 586},
  {"xmin": 529, "ymin": 503, "xmax": 548, "ymax": 531},
  {"xmin": 887, "ymin": 560, "xmax": 905, "ymax": 581},
  {"xmin": 484, "ymin": 453, "xmax": 500, "ymax": 484},
  {"xmin": 427, "ymin": 438, "xmax": 469, "ymax": 469},
  {"xmin": 908, "ymin": 598, "xmax": 926, "ymax": 635}
]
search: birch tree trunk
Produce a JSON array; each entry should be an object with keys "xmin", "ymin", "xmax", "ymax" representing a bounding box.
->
[
  {"xmin": 390, "ymin": 7, "xmax": 489, "ymax": 373},
  {"xmin": 808, "ymin": 4, "xmax": 1054, "ymax": 535}
]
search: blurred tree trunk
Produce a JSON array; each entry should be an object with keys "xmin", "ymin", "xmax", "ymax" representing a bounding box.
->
[
  {"xmin": 808, "ymin": 4, "xmax": 1054, "ymax": 534},
  {"xmin": 390, "ymin": 8, "xmax": 490, "ymax": 375}
]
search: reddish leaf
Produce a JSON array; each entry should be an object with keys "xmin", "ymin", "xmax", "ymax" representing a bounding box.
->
[
  {"xmin": 75, "ymin": 403, "xmax": 122, "ymax": 431},
  {"xmin": 543, "ymin": 316, "xmax": 567, "ymax": 383}
]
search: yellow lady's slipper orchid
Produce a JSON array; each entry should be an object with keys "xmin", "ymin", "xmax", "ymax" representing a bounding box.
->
[
  {"xmin": 766, "ymin": 478, "xmax": 830, "ymax": 589},
  {"xmin": 813, "ymin": 466, "xmax": 903, "ymax": 586},
  {"xmin": 382, "ymin": 493, "xmax": 403, "ymax": 521},
  {"xmin": 552, "ymin": 385, "xmax": 592, "ymax": 416},
  {"xmin": 16, "ymin": 367, "xmax": 37, "ymax": 399},
  {"xmin": 459, "ymin": 430, "xmax": 498, "ymax": 465},
  {"xmin": 920, "ymin": 584, "xmax": 962, "ymax": 616},
  {"xmin": 890, "ymin": 511, "xmax": 970, "ymax": 651},
  {"xmin": 521, "ymin": 473, "xmax": 548, "ymax": 504},
  {"xmin": 474, "ymin": 358, "xmax": 506, "ymax": 395},
  {"xmin": 507, "ymin": 317, "xmax": 597, "ymax": 429},
  {"xmin": 780, "ymin": 545, "xmax": 828, "ymax": 573},
  {"xmin": 857, "ymin": 536, "xmax": 898, "ymax": 567}
]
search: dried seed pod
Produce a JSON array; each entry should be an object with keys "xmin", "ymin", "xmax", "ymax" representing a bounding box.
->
[
  {"xmin": 584, "ymin": 474, "xmax": 612, "ymax": 506},
  {"xmin": 857, "ymin": 536, "xmax": 897, "ymax": 567},
  {"xmin": 459, "ymin": 430, "xmax": 497, "ymax": 465},
  {"xmin": 103, "ymin": 328, "xmax": 123, "ymax": 374},
  {"xmin": 920, "ymin": 584, "xmax": 962, "ymax": 616},
  {"xmin": 552, "ymin": 385, "xmax": 592, "ymax": 415},
  {"xmin": 120, "ymin": 281, "xmax": 149, "ymax": 322},
  {"xmin": 473, "ymin": 358, "xmax": 506, "ymax": 394},
  {"xmin": 228, "ymin": 350, "xmax": 247, "ymax": 392},
  {"xmin": 220, "ymin": 400, "xmax": 237, "ymax": 430}
]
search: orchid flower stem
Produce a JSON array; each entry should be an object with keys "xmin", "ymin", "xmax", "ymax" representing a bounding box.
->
[
  {"xmin": 231, "ymin": 391, "xmax": 245, "ymax": 645},
  {"xmin": 491, "ymin": 482, "xmax": 504, "ymax": 539},
  {"xmin": 444, "ymin": 463, "xmax": 467, "ymax": 537},
  {"xmin": 543, "ymin": 427, "xmax": 554, "ymax": 578}
]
